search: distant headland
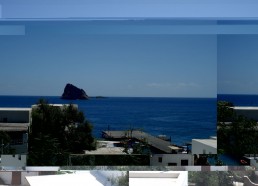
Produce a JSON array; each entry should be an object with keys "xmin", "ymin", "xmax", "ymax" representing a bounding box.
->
[{"xmin": 61, "ymin": 83, "xmax": 89, "ymax": 100}]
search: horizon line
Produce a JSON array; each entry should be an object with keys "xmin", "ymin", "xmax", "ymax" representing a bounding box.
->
[
  {"xmin": 218, "ymin": 93, "xmax": 258, "ymax": 96},
  {"xmin": 0, "ymin": 94, "xmax": 216, "ymax": 99}
]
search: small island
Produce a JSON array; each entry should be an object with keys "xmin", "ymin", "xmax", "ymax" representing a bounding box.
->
[
  {"xmin": 61, "ymin": 83, "xmax": 89, "ymax": 100},
  {"xmin": 95, "ymin": 96, "xmax": 107, "ymax": 99}
]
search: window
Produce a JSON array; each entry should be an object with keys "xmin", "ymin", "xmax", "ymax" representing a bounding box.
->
[
  {"xmin": 181, "ymin": 159, "xmax": 188, "ymax": 166},
  {"xmin": 158, "ymin": 157, "xmax": 162, "ymax": 163},
  {"xmin": 168, "ymin": 163, "xmax": 177, "ymax": 166},
  {"xmin": 3, "ymin": 117, "xmax": 7, "ymax": 122}
]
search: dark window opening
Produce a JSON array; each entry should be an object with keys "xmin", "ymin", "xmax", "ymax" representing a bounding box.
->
[
  {"xmin": 168, "ymin": 163, "xmax": 177, "ymax": 166},
  {"xmin": 3, "ymin": 118, "xmax": 7, "ymax": 122},
  {"xmin": 158, "ymin": 157, "xmax": 162, "ymax": 163},
  {"xmin": 181, "ymin": 159, "xmax": 188, "ymax": 166}
]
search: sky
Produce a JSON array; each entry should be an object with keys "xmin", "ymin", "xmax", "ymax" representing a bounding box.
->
[
  {"xmin": 1, "ymin": 0, "xmax": 258, "ymax": 18},
  {"xmin": 0, "ymin": 20, "xmax": 217, "ymax": 97},
  {"xmin": 218, "ymin": 35, "xmax": 258, "ymax": 95},
  {"xmin": 0, "ymin": 2, "xmax": 257, "ymax": 98}
]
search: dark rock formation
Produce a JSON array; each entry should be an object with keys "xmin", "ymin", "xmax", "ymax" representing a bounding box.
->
[{"xmin": 61, "ymin": 83, "xmax": 89, "ymax": 100}]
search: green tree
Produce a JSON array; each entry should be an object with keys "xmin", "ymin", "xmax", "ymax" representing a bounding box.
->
[
  {"xmin": 217, "ymin": 101, "xmax": 234, "ymax": 122},
  {"xmin": 28, "ymin": 134, "xmax": 67, "ymax": 166},
  {"xmin": 117, "ymin": 172, "xmax": 129, "ymax": 186},
  {"xmin": 28, "ymin": 99, "xmax": 96, "ymax": 165},
  {"xmin": 0, "ymin": 131, "xmax": 15, "ymax": 154},
  {"xmin": 217, "ymin": 101, "xmax": 258, "ymax": 156},
  {"xmin": 188, "ymin": 171, "xmax": 233, "ymax": 186}
]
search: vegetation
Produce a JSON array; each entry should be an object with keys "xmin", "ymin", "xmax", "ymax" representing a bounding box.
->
[
  {"xmin": 189, "ymin": 170, "xmax": 258, "ymax": 186},
  {"xmin": 188, "ymin": 171, "xmax": 234, "ymax": 186},
  {"xmin": 122, "ymin": 138, "xmax": 150, "ymax": 155},
  {"xmin": 69, "ymin": 154, "xmax": 150, "ymax": 166},
  {"xmin": 0, "ymin": 131, "xmax": 15, "ymax": 154},
  {"xmin": 28, "ymin": 99, "xmax": 96, "ymax": 166},
  {"xmin": 117, "ymin": 171, "xmax": 129, "ymax": 186},
  {"xmin": 217, "ymin": 101, "xmax": 258, "ymax": 156},
  {"xmin": 107, "ymin": 171, "xmax": 129, "ymax": 186}
]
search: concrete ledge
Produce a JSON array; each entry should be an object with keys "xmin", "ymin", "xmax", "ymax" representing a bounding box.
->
[{"xmin": 129, "ymin": 171, "xmax": 180, "ymax": 178}]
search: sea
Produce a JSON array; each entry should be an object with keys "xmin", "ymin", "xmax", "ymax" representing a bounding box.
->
[
  {"xmin": 218, "ymin": 94, "xmax": 258, "ymax": 106},
  {"xmin": 0, "ymin": 96, "xmax": 216, "ymax": 146}
]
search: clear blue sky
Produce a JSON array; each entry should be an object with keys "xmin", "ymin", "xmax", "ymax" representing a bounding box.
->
[
  {"xmin": 218, "ymin": 35, "xmax": 258, "ymax": 95},
  {"xmin": 1, "ymin": 0, "xmax": 258, "ymax": 18},
  {"xmin": 0, "ymin": 21, "xmax": 217, "ymax": 97}
]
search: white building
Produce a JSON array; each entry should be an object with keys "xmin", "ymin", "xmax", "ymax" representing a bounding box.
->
[
  {"xmin": 245, "ymin": 156, "xmax": 258, "ymax": 169},
  {"xmin": 191, "ymin": 136, "xmax": 217, "ymax": 154},
  {"xmin": 150, "ymin": 154, "xmax": 193, "ymax": 166},
  {"xmin": 0, "ymin": 108, "xmax": 31, "ymax": 154},
  {"xmin": 0, "ymin": 154, "xmax": 27, "ymax": 167},
  {"xmin": 129, "ymin": 171, "xmax": 188, "ymax": 186}
]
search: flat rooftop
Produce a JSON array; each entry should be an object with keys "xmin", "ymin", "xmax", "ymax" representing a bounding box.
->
[
  {"xmin": 232, "ymin": 106, "xmax": 258, "ymax": 110},
  {"xmin": 84, "ymin": 147, "xmax": 126, "ymax": 155},
  {"xmin": 0, "ymin": 108, "xmax": 31, "ymax": 111},
  {"xmin": 129, "ymin": 171, "xmax": 187, "ymax": 186},
  {"xmin": 102, "ymin": 130, "xmax": 176, "ymax": 153},
  {"xmin": 26, "ymin": 171, "xmax": 105, "ymax": 186},
  {"xmin": 192, "ymin": 138, "xmax": 217, "ymax": 148}
]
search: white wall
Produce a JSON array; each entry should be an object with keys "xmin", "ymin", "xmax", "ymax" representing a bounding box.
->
[
  {"xmin": 21, "ymin": 172, "xmax": 39, "ymax": 186},
  {"xmin": 192, "ymin": 139, "xmax": 217, "ymax": 154},
  {"xmin": 26, "ymin": 167, "xmax": 60, "ymax": 171},
  {"xmin": 249, "ymin": 159, "xmax": 258, "ymax": 169},
  {"xmin": 210, "ymin": 166, "xmax": 228, "ymax": 171},
  {"xmin": 184, "ymin": 166, "xmax": 202, "ymax": 171},
  {"xmin": 150, "ymin": 154, "xmax": 193, "ymax": 166},
  {"xmin": 176, "ymin": 171, "xmax": 188, "ymax": 186},
  {"xmin": 129, "ymin": 171, "xmax": 188, "ymax": 186},
  {"xmin": 0, "ymin": 171, "xmax": 12, "ymax": 185},
  {"xmin": 0, "ymin": 155, "xmax": 26, "ymax": 167}
]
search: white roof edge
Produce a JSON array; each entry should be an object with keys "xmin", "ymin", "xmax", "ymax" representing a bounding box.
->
[
  {"xmin": 232, "ymin": 106, "xmax": 258, "ymax": 110},
  {"xmin": 0, "ymin": 108, "xmax": 31, "ymax": 111}
]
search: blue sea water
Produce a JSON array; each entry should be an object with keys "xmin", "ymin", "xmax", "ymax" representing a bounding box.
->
[
  {"xmin": 0, "ymin": 96, "xmax": 216, "ymax": 145},
  {"xmin": 218, "ymin": 94, "xmax": 258, "ymax": 106}
]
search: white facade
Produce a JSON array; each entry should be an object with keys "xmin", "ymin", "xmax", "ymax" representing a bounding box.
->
[
  {"xmin": 0, "ymin": 154, "xmax": 27, "ymax": 167},
  {"xmin": 129, "ymin": 171, "xmax": 188, "ymax": 186},
  {"xmin": 150, "ymin": 154, "xmax": 194, "ymax": 166},
  {"xmin": 0, "ymin": 108, "xmax": 31, "ymax": 154},
  {"xmin": 183, "ymin": 166, "xmax": 228, "ymax": 171},
  {"xmin": 245, "ymin": 156, "xmax": 258, "ymax": 169},
  {"xmin": 191, "ymin": 137, "xmax": 217, "ymax": 154}
]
